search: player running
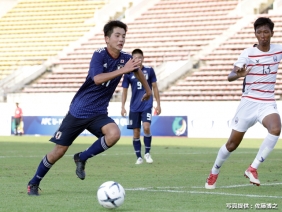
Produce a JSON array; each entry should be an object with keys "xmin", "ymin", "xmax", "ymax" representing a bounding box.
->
[
  {"xmin": 205, "ymin": 17, "xmax": 282, "ymax": 189},
  {"xmin": 27, "ymin": 20, "xmax": 152, "ymax": 195}
]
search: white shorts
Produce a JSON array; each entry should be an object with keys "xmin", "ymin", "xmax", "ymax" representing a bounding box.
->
[{"xmin": 231, "ymin": 98, "xmax": 279, "ymax": 132}]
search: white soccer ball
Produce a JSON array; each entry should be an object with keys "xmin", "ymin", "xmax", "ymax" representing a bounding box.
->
[{"xmin": 97, "ymin": 181, "xmax": 125, "ymax": 209}]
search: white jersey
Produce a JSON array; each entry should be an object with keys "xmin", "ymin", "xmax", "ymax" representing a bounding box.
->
[{"xmin": 234, "ymin": 44, "xmax": 282, "ymax": 102}]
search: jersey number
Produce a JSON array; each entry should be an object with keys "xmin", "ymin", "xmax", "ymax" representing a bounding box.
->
[
  {"xmin": 147, "ymin": 113, "xmax": 151, "ymax": 121},
  {"xmin": 262, "ymin": 65, "xmax": 271, "ymax": 74},
  {"xmin": 137, "ymin": 81, "xmax": 142, "ymax": 89}
]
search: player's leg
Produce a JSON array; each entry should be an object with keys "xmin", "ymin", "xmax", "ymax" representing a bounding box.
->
[
  {"xmin": 18, "ymin": 120, "xmax": 23, "ymax": 135},
  {"xmin": 27, "ymin": 112, "xmax": 85, "ymax": 195},
  {"xmin": 133, "ymin": 128, "xmax": 143, "ymax": 164},
  {"xmin": 205, "ymin": 99, "xmax": 257, "ymax": 189},
  {"xmin": 246, "ymin": 105, "xmax": 281, "ymax": 185},
  {"xmin": 27, "ymin": 144, "xmax": 69, "ymax": 195},
  {"xmin": 205, "ymin": 130, "xmax": 245, "ymax": 189},
  {"xmin": 127, "ymin": 111, "xmax": 143, "ymax": 164},
  {"xmin": 75, "ymin": 115, "xmax": 119, "ymax": 176},
  {"xmin": 141, "ymin": 108, "xmax": 153, "ymax": 163},
  {"xmin": 257, "ymin": 113, "xmax": 280, "ymax": 164},
  {"xmin": 15, "ymin": 118, "xmax": 20, "ymax": 135},
  {"xmin": 79, "ymin": 123, "xmax": 120, "ymax": 160}
]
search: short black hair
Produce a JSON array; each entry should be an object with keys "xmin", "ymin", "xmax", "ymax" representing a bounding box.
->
[
  {"xmin": 132, "ymin": 49, "xmax": 143, "ymax": 56},
  {"xmin": 103, "ymin": 20, "xmax": 127, "ymax": 37},
  {"xmin": 254, "ymin": 17, "xmax": 274, "ymax": 32}
]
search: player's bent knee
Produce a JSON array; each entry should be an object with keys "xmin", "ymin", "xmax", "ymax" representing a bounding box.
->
[
  {"xmin": 225, "ymin": 142, "xmax": 238, "ymax": 152},
  {"xmin": 105, "ymin": 130, "xmax": 121, "ymax": 147},
  {"xmin": 54, "ymin": 145, "xmax": 68, "ymax": 156},
  {"xmin": 48, "ymin": 145, "xmax": 68, "ymax": 163},
  {"xmin": 269, "ymin": 127, "xmax": 281, "ymax": 136},
  {"xmin": 102, "ymin": 123, "xmax": 121, "ymax": 146}
]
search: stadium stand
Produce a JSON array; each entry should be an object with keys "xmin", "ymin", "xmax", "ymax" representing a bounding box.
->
[
  {"xmin": 161, "ymin": 14, "xmax": 282, "ymax": 101},
  {"xmin": 1, "ymin": 0, "xmax": 279, "ymax": 103},
  {"xmin": 0, "ymin": 0, "xmax": 105, "ymax": 80},
  {"xmin": 21, "ymin": 0, "xmax": 242, "ymax": 98}
]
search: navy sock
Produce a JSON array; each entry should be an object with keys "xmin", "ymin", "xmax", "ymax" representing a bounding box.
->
[
  {"xmin": 144, "ymin": 134, "xmax": 152, "ymax": 154},
  {"xmin": 29, "ymin": 155, "xmax": 53, "ymax": 185},
  {"xmin": 80, "ymin": 136, "xmax": 109, "ymax": 161},
  {"xmin": 133, "ymin": 138, "xmax": 142, "ymax": 158}
]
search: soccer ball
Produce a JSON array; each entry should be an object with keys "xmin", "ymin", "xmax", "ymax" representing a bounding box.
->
[{"xmin": 97, "ymin": 181, "xmax": 125, "ymax": 209}]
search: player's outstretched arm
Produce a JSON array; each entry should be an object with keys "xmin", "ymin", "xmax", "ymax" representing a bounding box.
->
[
  {"xmin": 152, "ymin": 82, "xmax": 161, "ymax": 115},
  {"xmin": 228, "ymin": 65, "xmax": 252, "ymax": 82},
  {"xmin": 93, "ymin": 59, "xmax": 141, "ymax": 85},
  {"xmin": 121, "ymin": 88, "xmax": 128, "ymax": 117}
]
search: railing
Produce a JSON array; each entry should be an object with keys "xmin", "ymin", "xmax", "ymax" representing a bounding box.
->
[
  {"xmin": 155, "ymin": 60, "xmax": 193, "ymax": 91},
  {"xmin": 0, "ymin": 65, "xmax": 47, "ymax": 101}
]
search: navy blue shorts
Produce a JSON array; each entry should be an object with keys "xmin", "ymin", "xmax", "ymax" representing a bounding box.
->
[
  {"xmin": 49, "ymin": 112, "xmax": 115, "ymax": 146},
  {"xmin": 127, "ymin": 108, "xmax": 152, "ymax": 129}
]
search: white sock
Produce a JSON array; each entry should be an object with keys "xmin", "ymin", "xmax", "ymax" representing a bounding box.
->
[
  {"xmin": 211, "ymin": 144, "xmax": 231, "ymax": 174},
  {"xmin": 251, "ymin": 133, "xmax": 279, "ymax": 169}
]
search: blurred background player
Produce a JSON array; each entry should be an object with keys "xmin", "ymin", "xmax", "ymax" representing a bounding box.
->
[
  {"xmin": 27, "ymin": 20, "xmax": 152, "ymax": 196},
  {"xmin": 13, "ymin": 102, "xmax": 23, "ymax": 135},
  {"xmin": 205, "ymin": 17, "xmax": 282, "ymax": 189},
  {"xmin": 121, "ymin": 49, "xmax": 161, "ymax": 165}
]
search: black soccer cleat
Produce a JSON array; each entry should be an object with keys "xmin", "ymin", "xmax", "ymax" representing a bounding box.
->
[
  {"xmin": 73, "ymin": 152, "xmax": 86, "ymax": 180},
  {"xmin": 27, "ymin": 182, "xmax": 40, "ymax": 196}
]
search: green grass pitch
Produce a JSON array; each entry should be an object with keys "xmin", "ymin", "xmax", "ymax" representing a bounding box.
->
[{"xmin": 0, "ymin": 136, "xmax": 281, "ymax": 212}]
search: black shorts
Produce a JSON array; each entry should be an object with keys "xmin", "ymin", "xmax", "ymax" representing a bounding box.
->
[
  {"xmin": 127, "ymin": 108, "xmax": 152, "ymax": 129},
  {"xmin": 49, "ymin": 112, "xmax": 115, "ymax": 146},
  {"xmin": 15, "ymin": 117, "xmax": 21, "ymax": 126}
]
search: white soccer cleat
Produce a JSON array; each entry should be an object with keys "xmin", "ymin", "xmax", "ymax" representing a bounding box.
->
[
  {"xmin": 135, "ymin": 157, "xmax": 143, "ymax": 165},
  {"xmin": 144, "ymin": 153, "xmax": 153, "ymax": 164},
  {"xmin": 244, "ymin": 165, "xmax": 260, "ymax": 186}
]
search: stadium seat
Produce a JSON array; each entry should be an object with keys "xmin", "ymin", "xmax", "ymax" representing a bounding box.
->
[
  {"xmin": 0, "ymin": 0, "xmax": 104, "ymax": 81},
  {"xmin": 160, "ymin": 14, "xmax": 282, "ymax": 101},
  {"xmin": 16, "ymin": 0, "xmax": 253, "ymax": 99}
]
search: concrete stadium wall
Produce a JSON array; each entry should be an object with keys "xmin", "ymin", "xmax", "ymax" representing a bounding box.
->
[
  {"xmin": 1, "ymin": 98, "xmax": 280, "ymax": 138},
  {"xmin": 0, "ymin": 103, "xmax": 12, "ymax": 136},
  {"xmin": 0, "ymin": 0, "xmax": 18, "ymax": 18}
]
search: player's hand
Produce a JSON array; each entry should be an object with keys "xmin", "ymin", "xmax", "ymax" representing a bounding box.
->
[
  {"xmin": 141, "ymin": 92, "xmax": 151, "ymax": 101},
  {"xmin": 121, "ymin": 108, "xmax": 127, "ymax": 117},
  {"xmin": 236, "ymin": 64, "xmax": 252, "ymax": 77},
  {"xmin": 155, "ymin": 105, "xmax": 161, "ymax": 115},
  {"xmin": 122, "ymin": 58, "xmax": 141, "ymax": 74}
]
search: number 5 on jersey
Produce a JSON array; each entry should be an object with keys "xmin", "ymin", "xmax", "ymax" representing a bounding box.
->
[{"xmin": 147, "ymin": 113, "xmax": 151, "ymax": 121}]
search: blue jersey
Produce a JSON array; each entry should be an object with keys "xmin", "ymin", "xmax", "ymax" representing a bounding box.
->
[
  {"xmin": 122, "ymin": 65, "xmax": 156, "ymax": 112},
  {"xmin": 69, "ymin": 47, "xmax": 132, "ymax": 118}
]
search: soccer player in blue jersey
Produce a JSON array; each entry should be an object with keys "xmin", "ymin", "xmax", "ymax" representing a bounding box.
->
[
  {"xmin": 27, "ymin": 20, "xmax": 152, "ymax": 196},
  {"xmin": 121, "ymin": 49, "xmax": 161, "ymax": 165}
]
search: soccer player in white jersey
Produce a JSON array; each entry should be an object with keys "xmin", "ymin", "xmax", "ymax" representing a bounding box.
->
[{"xmin": 205, "ymin": 17, "xmax": 282, "ymax": 189}]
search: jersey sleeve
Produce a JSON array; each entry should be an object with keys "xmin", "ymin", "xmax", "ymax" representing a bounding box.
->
[
  {"xmin": 89, "ymin": 51, "xmax": 104, "ymax": 79},
  {"xmin": 234, "ymin": 48, "xmax": 249, "ymax": 68},
  {"xmin": 150, "ymin": 68, "xmax": 157, "ymax": 83},
  {"xmin": 122, "ymin": 73, "xmax": 130, "ymax": 88}
]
